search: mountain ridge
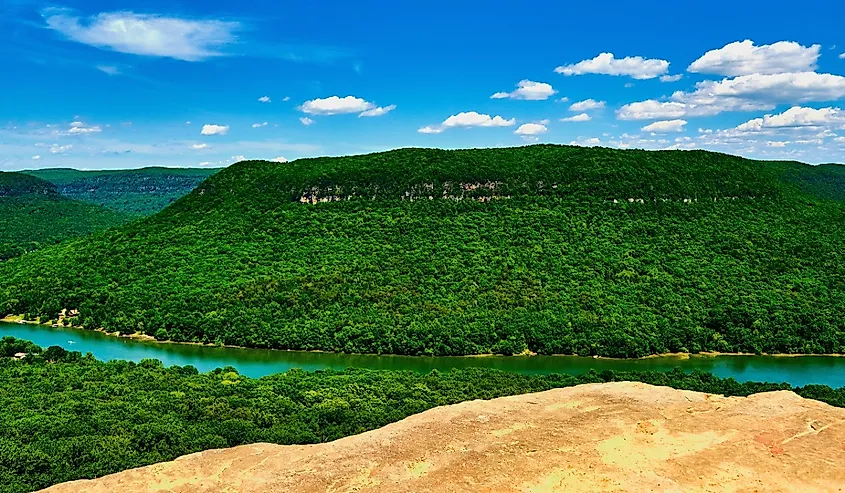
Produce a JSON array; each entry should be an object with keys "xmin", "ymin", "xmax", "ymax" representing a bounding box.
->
[
  {"xmin": 1, "ymin": 145, "xmax": 843, "ymax": 356},
  {"xmin": 0, "ymin": 172, "xmax": 132, "ymax": 260}
]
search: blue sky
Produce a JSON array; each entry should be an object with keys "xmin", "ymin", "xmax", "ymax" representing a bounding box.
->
[{"xmin": 2, "ymin": 0, "xmax": 845, "ymax": 170}]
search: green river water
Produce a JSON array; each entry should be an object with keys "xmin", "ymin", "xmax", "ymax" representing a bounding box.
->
[{"xmin": 3, "ymin": 322, "xmax": 844, "ymax": 387}]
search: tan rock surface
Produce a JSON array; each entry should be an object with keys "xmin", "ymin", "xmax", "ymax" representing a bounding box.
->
[{"xmin": 43, "ymin": 382, "xmax": 845, "ymax": 493}]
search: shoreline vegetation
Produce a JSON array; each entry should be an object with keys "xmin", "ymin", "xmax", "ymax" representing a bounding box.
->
[
  {"xmin": 2, "ymin": 335, "xmax": 845, "ymax": 493},
  {"xmin": 4, "ymin": 315, "xmax": 844, "ymax": 360}
]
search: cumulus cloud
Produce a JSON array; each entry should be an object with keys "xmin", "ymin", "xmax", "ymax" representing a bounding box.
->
[
  {"xmin": 734, "ymin": 106, "xmax": 844, "ymax": 132},
  {"xmin": 300, "ymin": 95, "xmax": 391, "ymax": 116},
  {"xmin": 359, "ymin": 104, "xmax": 396, "ymax": 117},
  {"xmin": 258, "ymin": 96, "xmax": 271, "ymax": 103},
  {"xmin": 282, "ymin": 96, "xmax": 291, "ymax": 102},
  {"xmin": 568, "ymin": 137, "xmax": 603, "ymax": 147},
  {"xmin": 32, "ymin": 155, "xmax": 41, "ymax": 160},
  {"xmin": 270, "ymin": 156, "xmax": 288, "ymax": 162},
  {"xmin": 201, "ymin": 124, "xmax": 229, "ymax": 135},
  {"xmin": 191, "ymin": 143, "xmax": 209, "ymax": 149},
  {"xmin": 617, "ymin": 72, "xmax": 845, "ymax": 120},
  {"xmin": 490, "ymin": 80, "xmax": 557, "ymax": 100},
  {"xmin": 299, "ymin": 117, "xmax": 314, "ymax": 126},
  {"xmin": 514, "ymin": 123, "xmax": 548, "ymax": 135},
  {"xmin": 555, "ymin": 52, "xmax": 669, "ymax": 79},
  {"xmin": 660, "ymin": 74, "xmax": 683, "ymax": 82},
  {"xmin": 641, "ymin": 119, "xmax": 688, "ymax": 133},
  {"xmin": 514, "ymin": 122, "xmax": 548, "ymax": 142},
  {"xmin": 50, "ymin": 144, "xmax": 72, "ymax": 154},
  {"xmin": 418, "ymin": 111, "xmax": 515, "ymax": 134},
  {"xmin": 252, "ymin": 122, "xmax": 268, "ymax": 128},
  {"xmin": 560, "ymin": 113, "xmax": 591, "ymax": 122},
  {"xmin": 62, "ymin": 121, "xmax": 101, "ymax": 134},
  {"xmin": 569, "ymin": 99, "xmax": 605, "ymax": 112},
  {"xmin": 688, "ymin": 40, "xmax": 820, "ymax": 76},
  {"xmin": 44, "ymin": 11, "xmax": 239, "ymax": 61}
]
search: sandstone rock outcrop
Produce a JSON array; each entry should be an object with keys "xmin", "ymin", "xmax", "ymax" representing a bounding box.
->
[{"xmin": 43, "ymin": 382, "xmax": 845, "ymax": 492}]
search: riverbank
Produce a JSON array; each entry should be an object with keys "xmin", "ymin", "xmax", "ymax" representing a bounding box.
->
[{"xmin": 3, "ymin": 315, "xmax": 844, "ymax": 359}]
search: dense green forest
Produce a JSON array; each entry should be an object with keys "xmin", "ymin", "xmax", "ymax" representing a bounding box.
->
[
  {"xmin": 2, "ymin": 146, "xmax": 844, "ymax": 356},
  {"xmin": 1, "ymin": 337, "xmax": 844, "ymax": 493},
  {"xmin": 0, "ymin": 172, "xmax": 132, "ymax": 261},
  {"xmin": 24, "ymin": 167, "xmax": 220, "ymax": 215}
]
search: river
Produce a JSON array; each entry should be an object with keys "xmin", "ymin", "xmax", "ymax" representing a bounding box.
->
[{"xmin": 2, "ymin": 322, "xmax": 844, "ymax": 387}]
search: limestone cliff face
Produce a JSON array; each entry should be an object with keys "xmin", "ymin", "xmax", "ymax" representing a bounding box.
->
[{"xmin": 42, "ymin": 382, "xmax": 845, "ymax": 493}]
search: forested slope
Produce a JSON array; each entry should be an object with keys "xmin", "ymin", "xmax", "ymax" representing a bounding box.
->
[
  {"xmin": 2, "ymin": 337, "xmax": 844, "ymax": 492},
  {"xmin": 2, "ymin": 146, "xmax": 844, "ymax": 356},
  {"xmin": 25, "ymin": 167, "xmax": 220, "ymax": 215},
  {"xmin": 0, "ymin": 172, "xmax": 132, "ymax": 260}
]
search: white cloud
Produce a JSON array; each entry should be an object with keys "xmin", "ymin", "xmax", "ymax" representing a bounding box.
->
[
  {"xmin": 359, "ymin": 104, "xmax": 396, "ymax": 117},
  {"xmin": 767, "ymin": 141, "xmax": 789, "ymax": 147},
  {"xmin": 67, "ymin": 122, "xmax": 101, "ymax": 134},
  {"xmin": 560, "ymin": 113, "xmax": 591, "ymax": 122},
  {"xmin": 569, "ymin": 99, "xmax": 605, "ymax": 112},
  {"xmin": 270, "ymin": 156, "xmax": 288, "ymax": 163},
  {"xmin": 641, "ymin": 119, "xmax": 687, "ymax": 133},
  {"xmin": 299, "ymin": 117, "xmax": 314, "ymax": 126},
  {"xmin": 734, "ymin": 106, "xmax": 844, "ymax": 132},
  {"xmin": 191, "ymin": 143, "xmax": 209, "ymax": 149},
  {"xmin": 185, "ymin": 121, "xmax": 191, "ymax": 125},
  {"xmin": 50, "ymin": 144, "xmax": 72, "ymax": 154},
  {"xmin": 44, "ymin": 11, "xmax": 239, "ymax": 61},
  {"xmin": 569, "ymin": 137, "xmax": 603, "ymax": 147},
  {"xmin": 660, "ymin": 74, "xmax": 683, "ymax": 82},
  {"xmin": 198, "ymin": 161, "xmax": 213, "ymax": 166},
  {"xmin": 258, "ymin": 96, "xmax": 271, "ymax": 103},
  {"xmin": 514, "ymin": 123, "xmax": 548, "ymax": 135},
  {"xmin": 300, "ymin": 95, "xmax": 382, "ymax": 115},
  {"xmin": 556, "ymin": 96, "xmax": 570, "ymax": 103},
  {"xmin": 282, "ymin": 96, "xmax": 291, "ymax": 102},
  {"xmin": 688, "ymin": 40, "xmax": 820, "ymax": 76},
  {"xmin": 230, "ymin": 155, "xmax": 246, "ymax": 163},
  {"xmin": 490, "ymin": 80, "xmax": 557, "ymax": 100},
  {"xmin": 618, "ymin": 72, "xmax": 845, "ymax": 120},
  {"xmin": 201, "ymin": 124, "xmax": 229, "ymax": 135},
  {"xmin": 442, "ymin": 112, "xmax": 514, "ymax": 128},
  {"xmin": 252, "ymin": 122, "xmax": 268, "ymax": 128},
  {"xmin": 96, "ymin": 65, "xmax": 120, "ymax": 76},
  {"xmin": 555, "ymin": 52, "xmax": 669, "ymax": 79},
  {"xmin": 32, "ymin": 155, "xmax": 41, "ymax": 160},
  {"xmin": 418, "ymin": 112, "xmax": 516, "ymax": 134}
]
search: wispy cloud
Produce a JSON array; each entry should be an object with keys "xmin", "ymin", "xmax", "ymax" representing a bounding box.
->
[
  {"xmin": 43, "ymin": 10, "xmax": 240, "ymax": 61},
  {"xmin": 96, "ymin": 64, "xmax": 120, "ymax": 75}
]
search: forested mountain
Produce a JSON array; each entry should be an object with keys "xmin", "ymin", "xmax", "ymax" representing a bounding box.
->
[
  {"xmin": 2, "ymin": 337, "xmax": 844, "ymax": 492},
  {"xmin": 1, "ymin": 145, "xmax": 844, "ymax": 357},
  {"xmin": 0, "ymin": 172, "xmax": 132, "ymax": 261},
  {"xmin": 24, "ymin": 167, "xmax": 221, "ymax": 215}
]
